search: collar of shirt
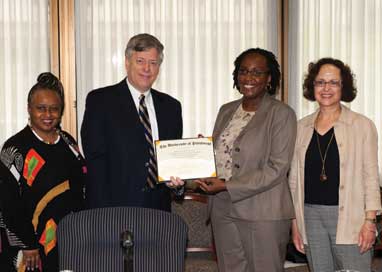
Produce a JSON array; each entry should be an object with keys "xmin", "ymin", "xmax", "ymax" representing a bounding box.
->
[
  {"xmin": 126, "ymin": 78, "xmax": 153, "ymax": 112},
  {"xmin": 29, "ymin": 125, "xmax": 61, "ymax": 144},
  {"xmin": 302, "ymin": 103, "xmax": 354, "ymax": 129},
  {"xmin": 126, "ymin": 78, "xmax": 159, "ymax": 141}
]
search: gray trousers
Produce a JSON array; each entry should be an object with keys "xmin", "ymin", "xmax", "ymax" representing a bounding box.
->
[
  {"xmin": 304, "ymin": 204, "xmax": 372, "ymax": 272},
  {"xmin": 211, "ymin": 198, "xmax": 291, "ymax": 272}
]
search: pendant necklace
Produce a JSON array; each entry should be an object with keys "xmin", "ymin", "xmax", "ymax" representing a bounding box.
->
[{"xmin": 315, "ymin": 129, "xmax": 334, "ymax": 182}]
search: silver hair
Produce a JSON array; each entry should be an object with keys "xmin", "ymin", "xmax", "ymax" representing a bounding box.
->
[{"xmin": 124, "ymin": 33, "xmax": 164, "ymax": 64}]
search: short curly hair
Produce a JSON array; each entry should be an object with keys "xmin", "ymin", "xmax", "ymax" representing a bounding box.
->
[
  {"xmin": 303, "ymin": 57, "xmax": 357, "ymax": 102},
  {"xmin": 232, "ymin": 48, "xmax": 280, "ymax": 95}
]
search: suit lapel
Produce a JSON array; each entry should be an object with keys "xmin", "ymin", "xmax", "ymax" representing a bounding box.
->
[
  {"xmin": 239, "ymin": 93, "xmax": 272, "ymax": 135},
  {"xmin": 214, "ymin": 94, "xmax": 273, "ymax": 143},
  {"xmin": 213, "ymin": 100, "xmax": 241, "ymax": 141},
  {"xmin": 115, "ymin": 79, "xmax": 145, "ymax": 137}
]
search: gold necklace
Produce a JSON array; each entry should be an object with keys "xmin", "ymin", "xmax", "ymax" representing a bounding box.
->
[
  {"xmin": 315, "ymin": 129, "xmax": 335, "ymax": 182},
  {"xmin": 29, "ymin": 125, "xmax": 58, "ymax": 144}
]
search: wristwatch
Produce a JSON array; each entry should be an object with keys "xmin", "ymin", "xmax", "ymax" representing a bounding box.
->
[{"xmin": 365, "ymin": 218, "xmax": 377, "ymax": 224}]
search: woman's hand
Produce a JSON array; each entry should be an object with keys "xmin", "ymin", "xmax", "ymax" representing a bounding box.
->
[
  {"xmin": 195, "ymin": 178, "xmax": 226, "ymax": 194},
  {"xmin": 166, "ymin": 176, "xmax": 185, "ymax": 189},
  {"xmin": 22, "ymin": 249, "xmax": 40, "ymax": 271},
  {"xmin": 291, "ymin": 219, "xmax": 305, "ymax": 254},
  {"xmin": 358, "ymin": 221, "xmax": 377, "ymax": 253}
]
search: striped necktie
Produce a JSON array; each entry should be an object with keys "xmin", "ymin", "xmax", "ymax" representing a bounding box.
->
[{"xmin": 139, "ymin": 94, "xmax": 156, "ymax": 189}]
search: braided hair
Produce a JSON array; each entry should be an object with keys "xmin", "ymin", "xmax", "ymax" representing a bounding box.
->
[
  {"xmin": 232, "ymin": 48, "xmax": 281, "ymax": 95},
  {"xmin": 27, "ymin": 72, "xmax": 65, "ymax": 115}
]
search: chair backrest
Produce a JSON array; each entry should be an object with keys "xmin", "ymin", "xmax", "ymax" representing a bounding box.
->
[
  {"xmin": 172, "ymin": 193, "xmax": 215, "ymax": 255},
  {"xmin": 57, "ymin": 207, "xmax": 187, "ymax": 272}
]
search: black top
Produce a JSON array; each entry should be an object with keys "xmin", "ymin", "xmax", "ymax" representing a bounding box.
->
[{"xmin": 304, "ymin": 127, "xmax": 340, "ymax": 205}]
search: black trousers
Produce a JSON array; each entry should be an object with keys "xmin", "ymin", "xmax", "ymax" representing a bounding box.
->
[{"xmin": 0, "ymin": 229, "xmax": 16, "ymax": 272}]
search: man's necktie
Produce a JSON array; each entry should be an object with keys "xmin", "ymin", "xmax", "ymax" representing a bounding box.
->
[{"xmin": 139, "ymin": 95, "xmax": 156, "ymax": 189}]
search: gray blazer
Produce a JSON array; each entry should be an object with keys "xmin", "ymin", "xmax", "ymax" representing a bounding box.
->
[{"xmin": 210, "ymin": 93, "xmax": 297, "ymax": 221}]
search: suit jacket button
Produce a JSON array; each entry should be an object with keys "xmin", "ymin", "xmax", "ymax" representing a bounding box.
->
[{"xmin": 145, "ymin": 162, "xmax": 149, "ymax": 167}]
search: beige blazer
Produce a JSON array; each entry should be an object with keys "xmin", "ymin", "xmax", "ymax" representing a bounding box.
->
[
  {"xmin": 209, "ymin": 93, "xmax": 297, "ymax": 221},
  {"xmin": 289, "ymin": 104, "xmax": 382, "ymax": 244}
]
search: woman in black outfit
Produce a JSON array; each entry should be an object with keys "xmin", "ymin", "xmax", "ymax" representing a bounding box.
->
[{"xmin": 0, "ymin": 72, "xmax": 86, "ymax": 271}]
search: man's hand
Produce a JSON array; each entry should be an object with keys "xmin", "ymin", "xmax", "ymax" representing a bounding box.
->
[{"xmin": 166, "ymin": 176, "xmax": 185, "ymax": 189}]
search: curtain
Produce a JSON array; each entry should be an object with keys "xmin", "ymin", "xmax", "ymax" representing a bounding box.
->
[
  {"xmin": 0, "ymin": 0, "xmax": 50, "ymax": 144},
  {"xmin": 75, "ymin": 0, "xmax": 279, "ymax": 138},
  {"xmin": 288, "ymin": 0, "xmax": 382, "ymax": 173}
]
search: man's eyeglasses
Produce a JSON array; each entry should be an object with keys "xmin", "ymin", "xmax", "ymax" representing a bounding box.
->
[
  {"xmin": 135, "ymin": 58, "xmax": 159, "ymax": 67},
  {"xmin": 238, "ymin": 69, "xmax": 269, "ymax": 78},
  {"xmin": 314, "ymin": 80, "xmax": 342, "ymax": 88}
]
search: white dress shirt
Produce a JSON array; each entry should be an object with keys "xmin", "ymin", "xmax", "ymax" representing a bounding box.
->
[{"xmin": 126, "ymin": 79, "xmax": 159, "ymax": 141}]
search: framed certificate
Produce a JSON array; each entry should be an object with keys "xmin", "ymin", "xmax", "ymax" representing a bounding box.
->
[{"xmin": 155, "ymin": 137, "xmax": 217, "ymax": 183}]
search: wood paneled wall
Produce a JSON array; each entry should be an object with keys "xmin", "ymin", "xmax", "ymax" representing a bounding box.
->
[{"xmin": 50, "ymin": 0, "xmax": 77, "ymax": 138}]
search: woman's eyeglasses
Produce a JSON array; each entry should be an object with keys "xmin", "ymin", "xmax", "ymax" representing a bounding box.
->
[
  {"xmin": 314, "ymin": 80, "xmax": 342, "ymax": 88},
  {"xmin": 31, "ymin": 104, "xmax": 62, "ymax": 114},
  {"xmin": 238, "ymin": 69, "xmax": 269, "ymax": 78}
]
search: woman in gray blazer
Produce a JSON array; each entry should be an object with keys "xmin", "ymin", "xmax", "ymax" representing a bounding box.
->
[{"xmin": 196, "ymin": 48, "xmax": 297, "ymax": 272}]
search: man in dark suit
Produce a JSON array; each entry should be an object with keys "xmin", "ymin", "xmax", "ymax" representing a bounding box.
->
[{"xmin": 81, "ymin": 33, "xmax": 183, "ymax": 211}]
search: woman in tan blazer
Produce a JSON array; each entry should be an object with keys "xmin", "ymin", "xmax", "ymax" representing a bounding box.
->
[
  {"xmin": 289, "ymin": 58, "xmax": 381, "ymax": 272},
  {"xmin": 196, "ymin": 48, "xmax": 297, "ymax": 272}
]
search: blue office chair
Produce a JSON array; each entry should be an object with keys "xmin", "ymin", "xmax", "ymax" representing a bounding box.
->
[{"xmin": 57, "ymin": 207, "xmax": 188, "ymax": 272}]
